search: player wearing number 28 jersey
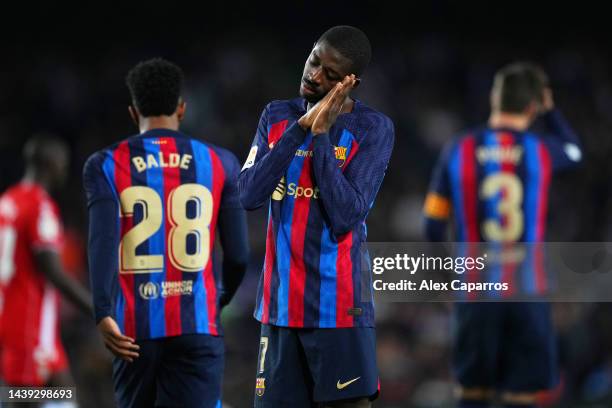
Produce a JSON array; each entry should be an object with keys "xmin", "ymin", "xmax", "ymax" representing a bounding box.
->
[{"xmin": 83, "ymin": 59, "xmax": 249, "ymax": 408}]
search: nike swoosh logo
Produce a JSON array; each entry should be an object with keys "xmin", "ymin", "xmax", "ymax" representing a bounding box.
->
[{"xmin": 337, "ymin": 377, "xmax": 361, "ymax": 390}]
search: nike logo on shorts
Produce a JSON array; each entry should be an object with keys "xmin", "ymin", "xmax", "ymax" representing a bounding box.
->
[{"xmin": 336, "ymin": 377, "xmax": 360, "ymax": 390}]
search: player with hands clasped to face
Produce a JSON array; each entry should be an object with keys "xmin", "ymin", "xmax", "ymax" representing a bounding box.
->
[
  {"xmin": 239, "ymin": 26, "xmax": 394, "ymax": 408},
  {"xmin": 298, "ymin": 74, "xmax": 358, "ymax": 135}
]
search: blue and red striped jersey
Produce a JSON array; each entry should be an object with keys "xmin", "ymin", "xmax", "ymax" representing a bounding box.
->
[
  {"xmin": 83, "ymin": 128, "xmax": 242, "ymax": 340},
  {"xmin": 424, "ymin": 110, "xmax": 582, "ymax": 295},
  {"xmin": 239, "ymin": 98, "xmax": 395, "ymax": 329},
  {"xmin": 425, "ymin": 110, "xmax": 582, "ymax": 243}
]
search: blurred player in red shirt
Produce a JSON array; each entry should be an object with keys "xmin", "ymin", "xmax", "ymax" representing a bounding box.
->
[{"xmin": 0, "ymin": 136, "xmax": 92, "ymax": 395}]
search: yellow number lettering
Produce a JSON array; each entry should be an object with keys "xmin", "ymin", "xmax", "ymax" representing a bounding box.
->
[
  {"xmin": 480, "ymin": 173, "xmax": 524, "ymax": 242},
  {"xmin": 167, "ymin": 184, "xmax": 212, "ymax": 272},
  {"xmin": 258, "ymin": 337, "xmax": 269, "ymax": 374},
  {"xmin": 119, "ymin": 186, "xmax": 164, "ymax": 273},
  {"xmin": 119, "ymin": 184, "xmax": 213, "ymax": 274}
]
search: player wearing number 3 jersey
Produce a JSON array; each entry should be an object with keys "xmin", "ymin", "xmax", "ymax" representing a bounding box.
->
[
  {"xmin": 83, "ymin": 58, "xmax": 249, "ymax": 408},
  {"xmin": 424, "ymin": 63, "xmax": 582, "ymax": 408}
]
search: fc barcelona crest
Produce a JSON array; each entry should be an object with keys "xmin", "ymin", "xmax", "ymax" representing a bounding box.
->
[
  {"xmin": 256, "ymin": 377, "xmax": 266, "ymax": 397},
  {"xmin": 334, "ymin": 146, "xmax": 348, "ymax": 167}
]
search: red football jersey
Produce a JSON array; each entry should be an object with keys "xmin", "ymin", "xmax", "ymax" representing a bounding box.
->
[{"xmin": 0, "ymin": 182, "xmax": 63, "ymax": 353}]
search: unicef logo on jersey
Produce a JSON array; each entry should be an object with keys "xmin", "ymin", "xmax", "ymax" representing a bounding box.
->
[{"xmin": 139, "ymin": 282, "xmax": 160, "ymax": 299}]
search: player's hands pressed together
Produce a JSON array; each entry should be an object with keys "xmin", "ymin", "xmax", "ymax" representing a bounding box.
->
[
  {"xmin": 298, "ymin": 74, "xmax": 357, "ymax": 134},
  {"xmin": 97, "ymin": 316, "xmax": 140, "ymax": 362},
  {"xmin": 297, "ymin": 83, "xmax": 337, "ymax": 131},
  {"xmin": 311, "ymin": 75, "xmax": 357, "ymax": 135}
]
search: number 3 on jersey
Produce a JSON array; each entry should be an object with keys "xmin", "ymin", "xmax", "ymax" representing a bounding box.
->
[
  {"xmin": 480, "ymin": 173, "xmax": 524, "ymax": 242},
  {"xmin": 119, "ymin": 184, "xmax": 212, "ymax": 274}
]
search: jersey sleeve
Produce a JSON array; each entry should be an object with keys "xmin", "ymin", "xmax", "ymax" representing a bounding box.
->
[
  {"xmin": 28, "ymin": 198, "xmax": 63, "ymax": 252},
  {"xmin": 423, "ymin": 141, "xmax": 454, "ymax": 222},
  {"xmin": 311, "ymin": 113, "xmax": 395, "ymax": 236},
  {"xmin": 213, "ymin": 147, "xmax": 249, "ymax": 307},
  {"xmin": 241, "ymin": 105, "xmax": 270, "ymax": 172},
  {"xmin": 423, "ymin": 140, "xmax": 455, "ymax": 242},
  {"xmin": 238, "ymin": 103, "xmax": 307, "ymax": 210},
  {"xmin": 83, "ymin": 151, "xmax": 117, "ymax": 206},
  {"xmin": 213, "ymin": 147, "xmax": 243, "ymax": 210},
  {"xmin": 539, "ymin": 109, "xmax": 583, "ymax": 171},
  {"xmin": 83, "ymin": 151, "xmax": 120, "ymax": 323}
]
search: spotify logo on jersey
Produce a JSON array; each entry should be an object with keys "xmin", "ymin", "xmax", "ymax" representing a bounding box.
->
[{"xmin": 271, "ymin": 177, "xmax": 319, "ymax": 200}]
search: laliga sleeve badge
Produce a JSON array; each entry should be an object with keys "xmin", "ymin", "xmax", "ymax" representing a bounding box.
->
[
  {"xmin": 242, "ymin": 146, "xmax": 258, "ymax": 170},
  {"xmin": 256, "ymin": 377, "xmax": 266, "ymax": 396}
]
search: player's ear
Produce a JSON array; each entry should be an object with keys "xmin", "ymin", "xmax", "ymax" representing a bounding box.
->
[
  {"xmin": 128, "ymin": 106, "xmax": 139, "ymax": 127},
  {"xmin": 177, "ymin": 100, "xmax": 186, "ymax": 122},
  {"xmin": 526, "ymin": 100, "xmax": 540, "ymax": 118}
]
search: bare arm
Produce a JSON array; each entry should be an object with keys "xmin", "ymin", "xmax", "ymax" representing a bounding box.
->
[{"xmin": 34, "ymin": 249, "xmax": 93, "ymax": 316}]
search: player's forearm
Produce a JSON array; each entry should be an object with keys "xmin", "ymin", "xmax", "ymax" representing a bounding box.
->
[
  {"xmin": 311, "ymin": 134, "xmax": 371, "ymax": 235},
  {"xmin": 239, "ymin": 123, "xmax": 306, "ymax": 209},
  {"xmin": 220, "ymin": 259, "xmax": 248, "ymax": 307},
  {"xmin": 542, "ymin": 109, "xmax": 581, "ymax": 147},
  {"xmin": 88, "ymin": 199, "xmax": 119, "ymax": 323},
  {"xmin": 217, "ymin": 207, "xmax": 249, "ymax": 306},
  {"xmin": 53, "ymin": 273, "xmax": 94, "ymax": 316},
  {"xmin": 34, "ymin": 251, "xmax": 94, "ymax": 316}
]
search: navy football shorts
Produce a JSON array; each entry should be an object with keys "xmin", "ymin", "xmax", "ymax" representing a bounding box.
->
[
  {"xmin": 254, "ymin": 324, "xmax": 379, "ymax": 407},
  {"xmin": 113, "ymin": 333, "xmax": 223, "ymax": 408},
  {"xmin": 453, "ymin": 302, "xmax": 558, "ymax": 392}
]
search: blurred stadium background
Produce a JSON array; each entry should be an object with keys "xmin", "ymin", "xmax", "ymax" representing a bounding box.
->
[{"xmin": 1, "ymin": 4, "xmax": 611, "ymax": 407}]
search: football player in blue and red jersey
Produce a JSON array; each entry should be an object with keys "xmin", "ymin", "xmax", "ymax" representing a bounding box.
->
[
  {"xmin": 239, "ymin": 26, "xmax": 395, "ymax": 408},
  {"xmin": 424, "ymin": 62, "xmax": 582, "ymax": 408},
  {"xmin": 83, "ymin": 58, "xmax": 249, "ymax": 408}
]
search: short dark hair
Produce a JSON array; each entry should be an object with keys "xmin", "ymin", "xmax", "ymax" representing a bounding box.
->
[
  {"xmin": 126, "ymin": 58, "xmax": 184, "ymax": 117},
  {"xmin": 23, "ymin": 133, "xmax": 69, "ymax": 168},
  {"xmin": 318, "ymin": 25, "xmax": 372, "ymax": 76},
  {"xmin": 494, "ymin": 62, "xmax": 549, "ymax": 113}
]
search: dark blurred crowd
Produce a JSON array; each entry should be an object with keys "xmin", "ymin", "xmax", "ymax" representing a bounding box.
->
[{"xmin": 2, "ymin": 19, "xmax": 612, "ymax": 407}]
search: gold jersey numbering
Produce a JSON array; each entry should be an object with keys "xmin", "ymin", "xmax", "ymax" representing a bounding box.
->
[
  {"xmin": 119, "ymin": 184, "xmax": 212, "ymax": 274},
  {"xmin": 480, "ymin": 172, "xmax": 524, "ymax": 242}
]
